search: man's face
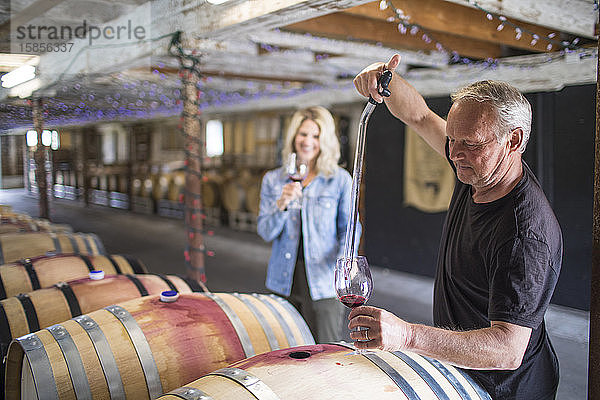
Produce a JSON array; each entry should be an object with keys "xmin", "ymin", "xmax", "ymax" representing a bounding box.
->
[{"xmin": 446, "ymin": 100, "xmax": 510, "ymax": 188}]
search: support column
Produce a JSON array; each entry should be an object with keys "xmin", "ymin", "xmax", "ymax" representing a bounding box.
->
[
  {"xmin": 169, "ymin": 31, "xmax": 209, "ymax": 287},
  {"xmin": 0, "ymin": 135, "xmax": 3, "ymax": 190},
  {"xmin": 32, "ymin": 98, "xmax": 50, "ymax": 219},
  {"xmin": 127, "ymin": 125, "xmax": 135, "ymax": 211},
  {"xmin": 589, "ymin": 33, "xmax": 600, "ymax": 400},
  {"xmin": 81, "ymin": 129, "xmax": 90, "ymax": 206},
  {"xmin": 182, "ymin": 69, "xmax": 206, "ymax": 284}
]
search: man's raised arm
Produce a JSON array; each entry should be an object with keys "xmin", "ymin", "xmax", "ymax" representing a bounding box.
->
[{"xmin": 353, "ymin": 54, "xmax": 447, "ymax": 156}]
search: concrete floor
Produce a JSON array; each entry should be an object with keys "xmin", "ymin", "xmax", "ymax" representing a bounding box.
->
[{"xmin": 0, "ymin": 188, "xmax": 590, "ymax": 399}]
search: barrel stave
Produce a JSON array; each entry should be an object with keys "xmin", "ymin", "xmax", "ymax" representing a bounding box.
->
[
  {"xmin": 1, "ymin": 297, "xmax": 28, "ymax": 339},
  {"xmin": 162, "ymin": 275, "xmax": 194, "ymax": 292},
  {"xmin": 0, "ymin": 266, "xmax": 31, "ymax": 297},
  {"xmin": 29, "ymin": 289, "xmax": 72, "ymax": 331},
  {"xmin": 37, "ymin": 329, "xmax": 77, "ymax": 399},
  {"xmin": 34, "ymin": 256, "xmax": 91, "ymax": 288},
  {"xmin": 215, "ymin": 293, "xmax": 271, "ymax": 356},
  {"xmin": 243, "ymin": 294, "xmax": 290, "ymax": 349},
  {"xmin": 56, "ymin": 234, "xmax": 76, "ymax": 254},
  {"xmin": 94, "ymin": 308, "xmax": 152, "ymax": 400},
  {"xmin": 132, "ymin": 274, "xmax": 174, "ymax": 295},
  {"xmin": 110, "ymin": 254, "xmax": 144, "ymax": 274},
  {"xmin": 261, "ymin": 295, "xmax": 307, "ymax": 346}
]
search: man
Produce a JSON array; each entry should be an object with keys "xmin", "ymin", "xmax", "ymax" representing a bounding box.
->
[{"xmin": 351, "ymin": 54, "xmax": 562, "ymax": 399}]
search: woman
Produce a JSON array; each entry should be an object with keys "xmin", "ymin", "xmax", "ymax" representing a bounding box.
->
[{"xmin": 257, "ymin": 106, "xmax": 360, "ymax": 343}]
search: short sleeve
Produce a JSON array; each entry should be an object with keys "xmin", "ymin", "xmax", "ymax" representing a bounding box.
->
[{"xmin": 488, "ymin": 237, "xmax": 559, "ymax": 329}]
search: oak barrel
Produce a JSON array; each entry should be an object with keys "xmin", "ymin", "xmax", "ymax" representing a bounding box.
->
[
  {"xmin": 244, "ymin": 175, "xmax": 262, "ymax": 216},
  {"xmin": 153, "ymin": 173, "xmax": 171, "ymax": 200},
  {"xmin": 167, "ymin": 172, "xmax": 222, "ymax": 208},
  {"xmin": 0, "ymin": 254, "xmax": 147, "ymax": 300},
  {"xmin": 167, "ymin": 171, "xmax": 185, "ymax": 202},
  {"xmin": 158, "ymin": 344, "xmax": 491, "ymax": 400},
  {"xmin": 220, "ymin": 177, "xmax": 246, "ymax": 212},
  {"xmin": 0, "ymin": 221, "xmax": 37, "ymax": 234},
  {"xmin": 27, "ymin": 219, "xmax": 73, "ymax": 233},
  {"xmin": 0, "ymin": 232, "xmax": 106, "ymax": 264},
  {"xmin": 0, "ymin": 215, "xmax": 72, "ymax": 234},
  {"xmin": 5, "ymin": 293, "xmax": 314, "ymax": 400},
  {"xmin": 0, "ymin": 221, "xmax": 73, "ymax": 234},
  {"xmin": 0, "ymin": 273, "xmax": 203, "ymax": 358}
]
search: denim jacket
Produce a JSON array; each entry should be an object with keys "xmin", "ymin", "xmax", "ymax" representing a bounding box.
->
[{"xmin": 257, "ymin": 166, "xmax": 361, "ymax": 300}]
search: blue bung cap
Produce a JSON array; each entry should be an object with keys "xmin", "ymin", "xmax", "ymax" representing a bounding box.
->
[
  {"xmin": 89, "ymin": 270, "xmax": 105, "ymax": 280},
  {"xmin": 160, "ymin": 290, "xmax": 180, "ymax": 302}
]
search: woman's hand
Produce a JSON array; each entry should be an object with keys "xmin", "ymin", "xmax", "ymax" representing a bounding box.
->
[
  {"xmin": 348, "ymin": 305, "xmax": 413, "ymax": 352},
  {"xmin": 276, "ymin": 182, "xmax": 303, "ymax": 211}
]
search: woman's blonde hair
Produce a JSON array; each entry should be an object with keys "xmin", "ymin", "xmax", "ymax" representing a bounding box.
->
[{"xmin": 281, "ymin": 106, "xmax": 340, "ymax": 177}]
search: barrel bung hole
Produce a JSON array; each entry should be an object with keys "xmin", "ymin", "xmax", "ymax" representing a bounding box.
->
[{"xmin": 288, "ymin": 351, "xmax": 311, "ymax": 359}]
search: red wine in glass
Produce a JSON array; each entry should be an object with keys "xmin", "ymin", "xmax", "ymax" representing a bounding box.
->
[
  {"xmin": 339, "ymin": 294, "xmax": 367, "ymax": 309},
  {"xmin": 335, "ymin": 256, "xmax": 372, "ymax": 307}
]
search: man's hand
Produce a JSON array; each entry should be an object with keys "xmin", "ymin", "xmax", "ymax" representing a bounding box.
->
[
  {"xmin": 353, "ymin": 54, "xmax": 401, "ymax": 103},
  {"xmin": 349, "ymin": 306, "xmax": 532, "ymax": 370},
  {"xmin": 348, "ymin": 305, "xmax": 412, "ymax": 351},
  {"xmin": 276, "ymin": 182, "xmax": 302, "ymax": 210}
]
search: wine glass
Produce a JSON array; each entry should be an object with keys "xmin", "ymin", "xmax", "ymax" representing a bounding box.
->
[
  {"xmin": 286, "ymin": 153, "xmax": 308, "ymax": 209},
  {"xmin": 335, "ymin": 255, "xmax": 373, "ymax": 354}
]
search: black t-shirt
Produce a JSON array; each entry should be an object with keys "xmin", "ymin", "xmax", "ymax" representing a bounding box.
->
[{"xmin": 433, "ymin": 142, "xmax": 562, "ymax": 399}]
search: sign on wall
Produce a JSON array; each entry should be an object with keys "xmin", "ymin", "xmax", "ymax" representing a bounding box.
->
[{"xmin": 403, "ymin": 127, "xmax": 454, "ymax": 213}]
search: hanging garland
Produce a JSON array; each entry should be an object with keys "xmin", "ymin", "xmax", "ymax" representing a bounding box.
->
[
  {"xmin": 168, "ymin": 31, "xmax": 214, "ymax": 283},
  {"xmin": 379, "ymin": 0, "xmax": 592, "ymax": 67}
]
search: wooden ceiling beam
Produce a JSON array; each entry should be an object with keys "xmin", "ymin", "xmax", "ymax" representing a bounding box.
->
[
  {"xmin": 144, "ymin": 65, "xmax": 316, "ymax": 84},
  {"xmin": 285, "ymin": 12, "xmax": 503, "ymax": 60},
  {"xmin": 344, "ymin": 0, "xmax": 560, "ymax": 53},
  {"xmin": 442, "ymin": 0, "xmax": 597, "ymax": 39},
  {"xmin": 246, "ymin": 30, "xmax": 448, "ymax": 67},
  {"xmin": 192, "ymin": 0, "xmax": 376, "ymax": 39}
]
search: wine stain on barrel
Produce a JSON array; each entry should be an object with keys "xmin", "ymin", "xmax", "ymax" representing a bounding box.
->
[
  {"xmin": 127, "ymin": 295, "xmax": 246, "ymax": 375},
  {"xmin": 233, "ymin": 344, "xmax": 333, "ymax": 370}
]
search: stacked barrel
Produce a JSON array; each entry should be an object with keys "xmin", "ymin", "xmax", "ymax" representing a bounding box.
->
[
  {"xmin": 0, "ymin": 206, "xmax": 317, "ymax": 399},
  {"xmin": 0, "ymin": 206, "xmax": 203, "ymax": 396}
]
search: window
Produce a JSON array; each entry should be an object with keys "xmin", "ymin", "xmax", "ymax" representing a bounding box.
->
[
  {"xmin": 206, "ymin": 119, "xmax": 224, "ymax": 157},
  {"xmin": 26, "ymin": 130, "xmax": 37, "ymax": 147},
  {"xmin": 102, "ymin": 130, "xmax": 116, "ymax": 164}
]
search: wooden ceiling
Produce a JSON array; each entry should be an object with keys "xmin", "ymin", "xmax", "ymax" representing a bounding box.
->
[
  {"xmin": 289, "ymin": 0, "xmax": 554, "ymax": 59},
  {"xmin": 0, "ymin": 0, "xmax": 597, "ymax": 127}
]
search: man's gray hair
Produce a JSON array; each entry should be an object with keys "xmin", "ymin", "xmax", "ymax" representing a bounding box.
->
[{"xmin": 451, "ymin": 80, "xmax": 532, "ymax": 153}]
